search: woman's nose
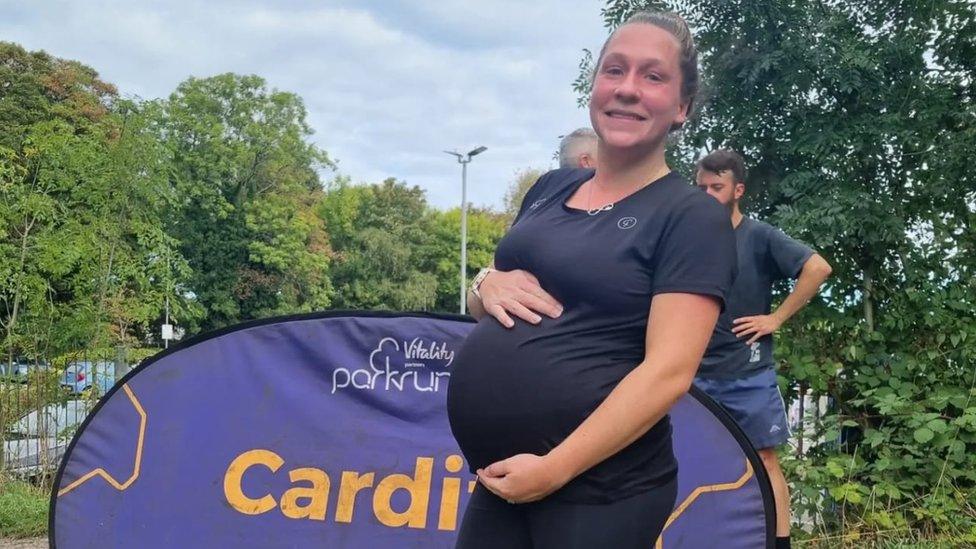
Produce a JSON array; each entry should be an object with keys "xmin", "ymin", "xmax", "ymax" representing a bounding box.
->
[{"xmin": 613, "ymin": 72, "xmax": 640, "ymax": 101}]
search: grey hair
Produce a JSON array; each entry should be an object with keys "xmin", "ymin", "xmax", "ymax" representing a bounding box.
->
[
  {"xmin": 592, "ymin": 11, "xmax": 699, "ymax": 130},
  {"xmin": 558, "ymin": 127, "xmax": 598, "ymax": 168}
]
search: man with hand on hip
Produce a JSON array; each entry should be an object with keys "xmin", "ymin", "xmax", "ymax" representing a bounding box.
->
[{"xmin": 693, "ymin": 149, "xmax": 832, "ymax": 549}]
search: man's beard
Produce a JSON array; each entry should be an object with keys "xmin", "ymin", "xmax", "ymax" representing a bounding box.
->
[{"xmin": 721, "ymin": 196, "xmax": 738, "ymax": 212}]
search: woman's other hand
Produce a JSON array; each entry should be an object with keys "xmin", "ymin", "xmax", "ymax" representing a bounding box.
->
[
  {"xmin": 476, "ymin": 453, "xmax": 568, "ymax": 503},
  {"xmin": 479, "ymin": 269, "xmax": 563, "ymax": 328}
]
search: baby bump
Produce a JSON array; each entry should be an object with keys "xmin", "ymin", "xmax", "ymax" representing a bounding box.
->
[{"xmin": 447, "ymin": 321, "xmax": 606, "ymax": 469}]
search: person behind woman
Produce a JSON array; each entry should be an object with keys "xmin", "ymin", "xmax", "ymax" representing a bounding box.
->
[
  {"xmin": 447, "ymin": 11, "xmax": 737, "ymax": 548},
  {"xmin": 558, "ymin": 127, "xmax": 599, "ymax": 169}
]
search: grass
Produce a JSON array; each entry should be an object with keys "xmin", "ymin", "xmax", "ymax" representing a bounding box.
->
[
  {"xmin": 795, "ymin": 529, "xmax": 976, "ymax": 548},
  {"xmin": 0, "ymin": 477, "xmax": 48, "ymax": 538}
]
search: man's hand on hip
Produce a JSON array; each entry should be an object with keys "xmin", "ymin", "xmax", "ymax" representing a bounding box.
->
[{"xmin": 732, "ymin": 314, "xmax": 783, "ymax": 345}]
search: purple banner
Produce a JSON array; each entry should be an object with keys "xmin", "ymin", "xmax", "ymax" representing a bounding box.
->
[{"xmin": 52, "ymin": 311, "xmax": 772, "ymax": 548}]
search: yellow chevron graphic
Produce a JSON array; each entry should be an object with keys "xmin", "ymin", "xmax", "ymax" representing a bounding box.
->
[
  {"xmin": 655, "ymin": 458, "xmax": 755, "ymax": 548},
  {"xmin": 57, "ymin": 383, "xmax": 147, "ymax": 497}
]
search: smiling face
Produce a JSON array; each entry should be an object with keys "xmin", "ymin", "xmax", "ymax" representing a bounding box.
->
[{"xmin": 589, "ymin": 23, "xmax": 690, "ymax": 154}]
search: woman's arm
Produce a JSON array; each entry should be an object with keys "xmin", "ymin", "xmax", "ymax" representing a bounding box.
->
[
  {"xmin": 466, "ymin": 288, "xmax": 488, "ymax": 320},
  {"xmin": 477, "ymin": 292, "xmax": 720, "ymax": 503}
]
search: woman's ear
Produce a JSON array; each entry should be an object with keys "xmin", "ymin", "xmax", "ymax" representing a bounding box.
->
[{"xmin": 674, "ymin": 100, "xmax": 690, "ymax": 127}]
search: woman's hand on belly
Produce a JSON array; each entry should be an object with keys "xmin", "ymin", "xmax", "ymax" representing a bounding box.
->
[
  {"xmin": 478, "ymin": 269, "xmax": 563, "ymax": 327},
  {"xmin": 476, "ymin": 453, "xmax": 570, "ymax": 504}
]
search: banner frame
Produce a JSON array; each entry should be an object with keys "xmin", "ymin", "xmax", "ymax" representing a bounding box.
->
[{"xmin": 49, "ymin": 309, "xmax": 776, "ymax": 549}]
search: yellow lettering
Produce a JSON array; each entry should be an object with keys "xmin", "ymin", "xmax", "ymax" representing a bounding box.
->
[
  {"xmin": 335, "ymin": 471, "xmax": 375, "ymax": 523},
  {"xmin": 438, "ymin": 455, "xmax": 464, "ymax": 531},
  {"xmin": 223, "ymin": 450, "xmax": 476, "ymax": 530},
  {"xmin": 223, "ymin": 449, "xmax": 283, "ymax": 515},
  {"xmin": 373, "ymin": 457, "xmax": 433, "ymax": 528},
  {"xmin": 280, "ymin": 468, "xmax": 330, "ymax": 521}
]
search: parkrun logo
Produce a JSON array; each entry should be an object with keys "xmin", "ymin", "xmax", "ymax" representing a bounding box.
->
[
  {"xmin": 223, "ymin": 450, "xmax": 475, "ymax": 531},
  {"xmin": 331, "ymin": 337, "xmax": 455, "ymax": 394}
]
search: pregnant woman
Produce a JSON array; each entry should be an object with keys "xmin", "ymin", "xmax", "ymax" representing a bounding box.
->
[{"xmin": 446, "ymin": 11, "xmax": 738, "ymax": 549}]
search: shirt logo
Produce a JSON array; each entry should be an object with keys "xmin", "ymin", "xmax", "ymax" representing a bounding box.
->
[
  {"xmin": 529, "ymin": 198, "xmax": 548, "ymax": 210},
  {"xmin": 749, "ymin": 342, "xmax": 761, "ymax": 363},
  {"xmin": 617, "ymin": 217, "xmax": 638, "ymax": 230}
]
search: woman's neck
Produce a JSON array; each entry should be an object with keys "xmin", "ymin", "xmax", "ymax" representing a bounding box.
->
[{"xmin": 594, "ymin": 141, "xmax": 671, "ymax": 191}]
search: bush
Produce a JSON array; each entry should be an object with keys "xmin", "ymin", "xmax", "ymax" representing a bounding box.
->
[{"xmin": 779, "ymin": 287, "xmax": 976, "ymax": 540}]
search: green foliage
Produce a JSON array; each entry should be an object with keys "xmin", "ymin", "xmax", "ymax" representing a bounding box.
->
[
  {"xmin": 317, "ymin": 175, "xmax": 509, "ymax": 313},
  {"xmin": 2, "ymin": 41, "xmax": 514, "ymax": 365},
  {"xmin": 0, "ymin": 368, "xmax": 66, "ymax": 434},
  {"xmin": 156, "ymin": 73, "xmax": 334, "ymax": 331},
  {"xmin": 0, "ymin": 42, "xmax": 117, "ymax": 152},
  {"xmin": 0, "ymin": 477, "xmax": 47, "ymax": 538},
  {"xmin": 0, "ymin": 44, "xmax": 195, "ymax": 364},
  {"xmin": 418, "ymin": 206, "xmax": 509, "ymax": 312},
  {"xmin": 502, "ymin": 167, "xmax": 546, "ymax": 225},
  {"xmin": 318, "ymin": 177, "xmax": 431, "ymax": 310},
  {"xmin": 589, "ymin": 0, "xmax": 976, "ymax": 538}
]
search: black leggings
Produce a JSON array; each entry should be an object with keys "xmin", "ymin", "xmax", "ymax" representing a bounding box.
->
[{"xmin": 455, "ymin": 478, "xmax": 677, "ymax": 549}]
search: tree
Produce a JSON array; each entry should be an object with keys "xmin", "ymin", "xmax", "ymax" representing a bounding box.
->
[
  {"xmin": 319, "ymin": 176, "xmax": 509, "ymax": 314},
  {"xmin": 417, "ymin": 206, "xmax": 509, "ymax": 312},
  {"xmin": 319, "ymin": 177, "xmax": 438, "ymax": 311},
  {"xmin": 585, "ymin": 1, "xmax": 975, "ymax": 538},
  {"xmin": 0, "ymin": 44, "xmax": 193, "ymax": 364},
  {"xmin": 0, "ymin": 42, "xmax": 117, "ymax": 152},
  {"xmin": 157, "ymin": 73, "xmax": 334, "ymax": 331},
  {"xmin": 502, "ymin": 167, "xmax": 546, "ymax": 224}
]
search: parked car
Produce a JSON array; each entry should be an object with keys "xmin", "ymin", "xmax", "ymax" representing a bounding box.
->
[
  {"xmin": 60, "ymin": 361, "xmax": 116, "ymax": 395},
  {"xmin": 8, "ymin": 399, "xmax": 92, "ymax": 437},
  {"xmin": 1, "ymin": 358, "xmax": 50, "ymax": 380},
  {"xmin": 2, "ymin": 400, "xmax": 92, "ymax": 477}
]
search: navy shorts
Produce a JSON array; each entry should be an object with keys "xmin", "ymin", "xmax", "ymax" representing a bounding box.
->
[{"xmin": 694, "ymin": 368, "xmax": 790, "ymax": 450}]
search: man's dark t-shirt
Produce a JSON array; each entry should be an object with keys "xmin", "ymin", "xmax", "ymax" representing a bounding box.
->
[
  {"xmin": 447, "ymin": 168, "xmax": 737, "ymax": 503},
  {"xmin": 697, "ymin": 217, "xmax": 814, "ymax": 380}
]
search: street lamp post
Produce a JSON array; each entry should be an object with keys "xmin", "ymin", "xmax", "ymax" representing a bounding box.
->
[{"xmin": 444, "ymin": 146, "xmax": 487, "ymax": 315}]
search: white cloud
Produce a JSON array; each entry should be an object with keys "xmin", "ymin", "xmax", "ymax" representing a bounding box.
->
[{"xmin": 0, "ymin": 0, "xmax": 609, "ymax": 209}]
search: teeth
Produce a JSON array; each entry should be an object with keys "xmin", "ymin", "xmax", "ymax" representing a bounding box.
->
[{"xmin": 610, "ymin": 112, "xmax": 641, "ymax": 120}]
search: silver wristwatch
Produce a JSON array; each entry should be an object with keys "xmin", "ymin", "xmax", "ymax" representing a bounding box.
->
[{"xmin": 470, "ymin": 267, "xmax": 495, "ymax": 299}]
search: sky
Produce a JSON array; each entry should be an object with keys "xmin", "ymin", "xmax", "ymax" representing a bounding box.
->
[{"xmin": 1, "ymin": 0, "xmax": 610, "ymax": 210}]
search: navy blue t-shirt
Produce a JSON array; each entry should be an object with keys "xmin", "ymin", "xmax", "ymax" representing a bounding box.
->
[
  {"xmin": 446, "ymin": 168, "xmax": 737, "ymax": 503},
  {"xmin": 697, "ymin": 217, "xmax": 814, "ymax": 379}
]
